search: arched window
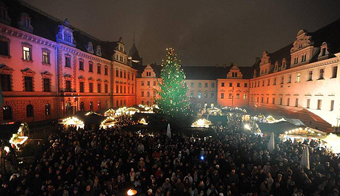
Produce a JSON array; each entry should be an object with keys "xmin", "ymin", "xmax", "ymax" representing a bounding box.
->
[
  {"xmin": 26, "ymin": 104, "xmax": 34, "ymax": 117},
  {"xmin": 3, "ymin": 105, "xmax": 12, "ymax": 120},
  {"xmin": 89, "ymin": 101, "xmax": 93, "ymax": 110},
  {"xmin": 80, "ymin": 102, "xmax": 84, "ymax": 111},
  {"xmin": 45, "ymin": 104, "xmax": 51, "ymax": 116}
]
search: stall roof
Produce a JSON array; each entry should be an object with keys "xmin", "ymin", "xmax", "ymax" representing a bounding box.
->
[
  {"xmin": 258, "ymin": 121, "xmax": 305, "ymax": 134},
  {"xmin": 0, "ymin": 122, "xmax": 24, "ymax": 139}
]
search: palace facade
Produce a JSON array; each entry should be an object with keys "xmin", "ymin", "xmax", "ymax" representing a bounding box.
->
[
  {"xmin": 0, "ymin": 0, "xmax": 339, "ymax": 132},
  {"xmin": 0, "ymin": 0, "xmax": 136, "ymax": 123}
]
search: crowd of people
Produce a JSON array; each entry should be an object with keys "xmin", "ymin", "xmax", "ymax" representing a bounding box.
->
[{"xmin": 0, "ymin": 116, "xmax": 340, "ymax": 196}]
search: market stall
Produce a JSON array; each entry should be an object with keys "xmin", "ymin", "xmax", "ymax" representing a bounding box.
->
[
  {"xmin": 60, "ymin": 117, "xmax": 85, "ymax": 129},
  {"xmin": 191, "ymin": 119, "xmax": 212, "ymax": 128}
]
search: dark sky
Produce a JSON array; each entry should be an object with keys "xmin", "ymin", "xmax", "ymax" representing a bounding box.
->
[{"xmin": 26, "ymin": 0, "xmax": 340, "ymax": 67}]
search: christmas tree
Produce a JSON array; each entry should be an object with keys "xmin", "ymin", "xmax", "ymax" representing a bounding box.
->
[{"xmin": 155, "ymin": 48, "xmax": 190, "ymax": 118}]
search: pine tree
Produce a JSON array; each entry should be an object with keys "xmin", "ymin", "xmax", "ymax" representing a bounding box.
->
[{"xmin": 155, "ymin": 48, "xmax": 190, "ymax": 118}]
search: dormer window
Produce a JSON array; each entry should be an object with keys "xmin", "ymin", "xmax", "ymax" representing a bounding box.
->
[
  {"xmin": 232, "ymin": 72, "xmax": 237, "ymax": 77},
  {"xmin": 0, "ymin": 3, "xmax": 11, "ymax": 25},
  {"xmin": 56, "ymin": 19, "xmax": 76, "ymax": 47},
  {"xmin": 96, "ymin": 45, "xmax": 102, "ymax": 56},
  {"xmin": 301, "ymin": 54, "xmax": 307, "ymax": 62},
  {"xmin": 18, "ymin": 13, "xmax": 34, "ymax": 33},
  {"xmin": 282, "ymin": 58, "xmax": 287, "ymax": 70},
  {"xmin": 318, "ymin": 42, "xmax": 329, "ymax": 59},
  {"xmin": 87, "ymin": 42, "xmax": 94, "ymax": 54},
  {"xmin": 274, "ymin": 61, "xmax": 278, "ymax": 71}
]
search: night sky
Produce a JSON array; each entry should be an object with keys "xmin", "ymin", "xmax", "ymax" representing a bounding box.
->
[{"xmin": 26, "ymin": 0, "xmax": 340, "ymax": 67}]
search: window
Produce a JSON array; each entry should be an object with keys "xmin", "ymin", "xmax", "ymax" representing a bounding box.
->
[
  {"xmin": 124, "ymin": 86, "xmax": 126, "ymax": 93},
  {"xmin": 97, "ymin": 83, "xmax": 101, "ymax": 93},
  {"xmin": 262, "ymin": 80, "xmax": 264, "ymax": 87},
  {"xmin": 280, "ymin": 76, "xmax": 284, "ymax": 84},
  {"xmin": 97, "ymin": 64, "xmax": 101, "ymax": 74},
  {"xmin": 124, "ymin": 71, "xmax": 126, "ymax": 78},
  {"xmin": 65, "ymin": 56, "xmax": 71, "ymax": 68},
  {"xmin": 221, "ymin": 83, "xmax": 225, "ymax": 87},
  {"xmin": 147, "ymin": 92, "xmax": 150, "ymax": 97},
  {"xmin": 308, "ymin": 71, "xmax": 313, "ymax": 81},
  {"xmin": 23, "ymin": 46, "xmax": 31, "ymax": 61},
  {"xmin": 79, "ymin": 82, "xmax": 84, "ymax": 92},
  {"xmin": 24, "ymin": 76, "xmax": 33, "ymax": 92},
  {"xmin": 294, "ymin": 57, "xmax": 298, "ymax": 64},
  {"xmin": 221, "ymin": 93, "xmax": 224, "ymax": 99},
  {"xmin": 332, "ymin": 66, "xmax": 338, "ymax": 78},
  {"xmin": 79, "ymin": 60, "xmax": 84, "ymax": 70},
  {"xmin": 191, "ymin": 83, "xmax": 194, "ymax": 88},
  {"xmin": 42, "ymin": 51, "xmax": 50, "ymax": 64},
  {"xmin": 141, "ymin": 81, "xmax": 144, "ymax": 86},
  {"xmin": 257, "ymin": 97, "xmax": 259, "ymax": 102},
  {"xmin": 89, "ymin": 83, "xmax": 93, "ymax": 93},
  {"xmin": 105, "ymin": 66, "xmax": 108, "ymax": 75},
  {"xmin": 45, "ymin": 104, "xmax": 51, "ymax": 116},
  {"xmin": 89, "ymin": 62, "xmax": 93, "ymax": 72},
  {"xmin": 120, "ymin": 71, "xmax": 122, "ymax": 77},
  {"xmin": 296, "ymin": 73, "xmax": 300, "ymax": 83},
  {"xmin": 295, "ymin": 98, "xmax": 298, "ymax": 107},
  {"xmin": 43, "ymin": 78, "xmax": 50, "ymax": 92},
  {"xmin": 205, "ymin": 83, "xmax": 208, "ymax": 88},
  {"xmin": 319, "ymin": 69, "xmax": 324, "ymax": 79},
  {"xmin": 211, "ymin": 83, "xmax": 215, "ymax": 88},
  {"xmin": 198, "ymin": 92, "xmax": 201, "ymax": 99},
  {"xmin": 65, "ymin": 81, "xmax": 71, "ymax": 92},
  {"xmin": 273, "ymin": 78, "xmax": 276, "ymax": 85},
  {"xmin": 120, "ymin": 86, "xmax": 122, "ymax": 93},
  {"xmin": 307, "ymin": 99, "xmax": 310, "ymax": 109},
  {"xmin": 243, "ymin": 94, "xmax": 247, "ymax": 99},
  {"xmin": 80, "ymin": 102, "xmax": 84, "ymax": 111},
  {"xmin": 0, "ymin": 40, "xmax": 9, "ymax": 56},
  {"xmin": 236, "ymin": 94, "xmax": 240, "ymax": 99},
  {"xmin": 147, "ymin": 81, "xmax": 150, "ymax": 86},
  {"xmin": 261, "ymin": 97, "xmax": 263, "ymax": 103},
  {"xmin": 267, "ymin": 79, "xmax": 270, "ymax": 86},
  {"xmin": 90, "ymin": 101, "xmax": 93, "ymax": 110},
  {"xmin": 266, "ymin": 97, "xmax": 269, "ymax": 103},
  {"xmin": 232, "ymin": 72, "xmax": 238, "ymax": 77},
  {"xmin": 105, "ymin": 84, "xmax": 108, "ymax": 93},
  {"xmin": 128, "ymin": 73, "xmax": 130, "ymax": 80},
  {"xmin": 237, "ymin": 83, "xmax": 240, "ymax": 87},
  {"xmin": 229, "ymin": 83, "xmax": 232, "ymax": 87},
  {"xmin": 317, "ymin": 100, "xmax": 322, "ymax": 110},
  {"xmin": 98, "ymin": 101, "xmax": 101, "ymax": 109},
  {"xmin": 116, "ymin": 69, "xmax": 119, "ymax": 77},
  {"xmin": 288, "ymin": 75, "xmax": 291, "ymax": 83},
  {"xmin": 279, "ymin": 98, "xmax": 282, "ymax": 105},
  {"xmin": 330, "ymin": 100, "xmax": 334, "ymax": 111},
  {"xmin": 211, "ymin": 93, "xmax": 215, "ymax": 98},
  {"xmin": 229, "ymin": 93, "xmax": 232, "ymax": 99},
  {"xmin": 198, "ymin": 83, "xmax": 201, "ymax": 88},
  {"xmin": 153, "ymin": 81, "xmax": 156, "ymax": 86},
  {"xmin": 287, "ymin": 98, "xmax": 290, "ymax": 106},
  {"xmin": 301, "ymin": 54, "xmax": 307, "ymax": 62},
  {"xmin": 190, "ymin": 92, "xmax": 194, "ymax": 98},
  {"xmin": 244, "ymin": 83, "xmax": 247, "ymax": 87},
  {"xmin": 141, "ymin": 91, "xmax": 145, "ymax": 97},
  {"xmin": 0, "ymin": 74, "xmax": 11, "ymax": 91},
  {"xmin": 272, "ymin": 98, "xmax": 275, "ymax": 104},
  {"xmin": 26, "ymin": 104, "xmax": 33, "ymax": 117},
  {"xmin": 204, "ymin": 93, "xmax": 208, "ymax": 98},
  {"xmin": 3, "ymin": 106, "xmax": 12, "ymax": 120}
]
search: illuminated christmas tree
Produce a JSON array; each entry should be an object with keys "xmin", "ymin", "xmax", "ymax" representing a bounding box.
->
[{"xmin": 155, "ymin": 48, "xmax": 190, "ymax": 118}]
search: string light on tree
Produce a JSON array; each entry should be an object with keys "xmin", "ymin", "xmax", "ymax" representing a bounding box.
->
[{"xmin": 155, "ymin": 48, "xmax": 190, "ymax": 118}]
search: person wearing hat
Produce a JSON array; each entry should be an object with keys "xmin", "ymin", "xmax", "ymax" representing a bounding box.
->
[{"xmin": 147, "ymin": 188, "xmax": 153, "ymax": 196}]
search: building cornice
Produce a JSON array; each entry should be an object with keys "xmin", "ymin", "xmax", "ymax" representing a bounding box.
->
[
  {"xmin": 0, "ymin": 24, "xmax": 56, "ymax": 48},
  {"xmin": 251, "ymin": 55, "xmax": 339, "ymax": 81}
]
